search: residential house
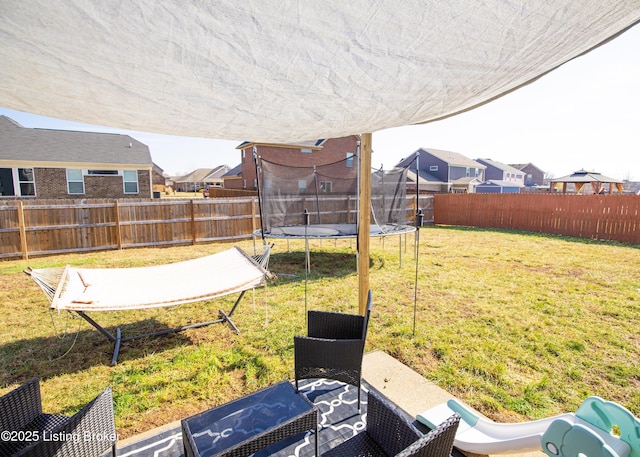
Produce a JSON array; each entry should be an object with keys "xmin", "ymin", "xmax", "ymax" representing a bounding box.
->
[
  {"xmin": 510, "ymin": 162, "xmax": 545, "ymax": 187},
  {"xmin": 221, "ymin": 164, "xmax": 243, "ymax": 190},
  {"xmin": 396, "ymin": 148, "xmax": 486, "ymax": 193},
  {"xmin": 235, "ymin": 136, "xmax": 360, "ymax": 191},
  {"xmin": 172, "ymin": 165, "xmax": 231, "ymax": 192},
  {"xmin": 0, "ymin": 115, "xmax": 152, "ymax": 199},
  {"xmin": 475, "ymin": 158, "xmax": 525, "ymax": 193},
  {"xmin": 475, "ymin": 180, "xmax": 524, "ymax": 193}
]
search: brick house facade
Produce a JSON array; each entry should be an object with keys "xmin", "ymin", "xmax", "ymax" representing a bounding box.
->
[
  {"xmin": 232, "ymin": 135, "xmax": 360, "ymax": 191},
  {"xmin": 0, "ymin": 116, "xmax": 153, "ymax": 199}
]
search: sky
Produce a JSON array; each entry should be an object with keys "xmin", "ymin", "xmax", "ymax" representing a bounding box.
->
[{"xmin": 1, "ymin": 23, "xmax": 639, "ymax": 180}]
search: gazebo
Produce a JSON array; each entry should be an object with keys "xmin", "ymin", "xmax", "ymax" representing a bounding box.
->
[{"xmin": 550, "ymin": 170, "xmax": 624, "ymax": 194}]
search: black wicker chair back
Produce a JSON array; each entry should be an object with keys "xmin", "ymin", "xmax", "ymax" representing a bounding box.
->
[
  {"xmin": 294, "ymin": 290, "xmax": 373, "ymax": 410},
  {"xmin": 0, "ymin": 378, "xmax": 117, "ymax": 457},
  {"xmin": 323, "ymin": 387, "xmax": 460, "ymax": 457}
]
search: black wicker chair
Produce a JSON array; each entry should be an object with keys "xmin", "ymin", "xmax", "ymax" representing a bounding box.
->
[
  {"xmin": 324, "ymin": 388, "xmax": 460, "ymax": 457},
  {"xmin": 294, "ymin": 290, "xmax": 372, "ymax": 410},
  {"xmin": 0, "ymin": 378, "xmax": 117, "ymax": 457}
]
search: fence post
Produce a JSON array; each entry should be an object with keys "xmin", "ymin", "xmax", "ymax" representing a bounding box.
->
[
  {"xmin": 251, "ymin": 197, "xmax": 257, "ymax": 232},
  {"xmin": 17, "ymin": 201, "xmax": 28, "ymax": 260},
  {"xmin": 114, "ymin": 200, "xmax": 123, "ymax": 250},
  {"xmin": 191, "ymin": 200, "xmax": 197, "ymax": 245}
]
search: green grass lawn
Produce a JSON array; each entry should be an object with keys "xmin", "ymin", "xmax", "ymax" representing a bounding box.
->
[{"xmin": 1, "ymin": 226, "xmax": 638, "ymax": 438}]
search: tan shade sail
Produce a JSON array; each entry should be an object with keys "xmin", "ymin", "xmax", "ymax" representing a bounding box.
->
[{"xmin": 1, "ymin": 1, "xmax": 639, "ymax": 143}]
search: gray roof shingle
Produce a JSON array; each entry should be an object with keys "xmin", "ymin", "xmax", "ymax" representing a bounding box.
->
[{"xmin": 0, "ymin": 116, "xmax": 152, "ymax": 166}]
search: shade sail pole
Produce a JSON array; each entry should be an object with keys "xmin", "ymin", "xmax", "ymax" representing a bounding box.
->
[{"xmin": 358, "ymin": 133, "xmax": 372, "ymax": 315}]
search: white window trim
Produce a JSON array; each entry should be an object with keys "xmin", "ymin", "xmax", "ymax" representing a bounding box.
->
[
  {"xmin": 429, "ymin": 165, "xmax": 438, "ymax": 172},
  {"xmin": 346, "ymin": 152, "xmax": 354, "ymax": 167},
  {"xmin": 123, "ymin": 170, "xmax": 139, "ymax": 194},
  {"xmin": 0, "ymin": 167, "xmax": 36, "ymax": 197},
  {"xmin": 66, "ymin": 169, "xmax": 85, "ymax": 195},
  {"xmin": 17, "ymin": 168, "xmax": 36, "ymax": 197}
]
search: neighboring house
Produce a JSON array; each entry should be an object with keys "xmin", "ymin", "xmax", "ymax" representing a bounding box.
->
[
  {"xmin": 236, "ymin": 136, "xmax": 360, "ymax": 191},
  {"xmin": 475, "ymin": 179, "xmax": 524, "ymax": 194},
  {"xmin": 396, "ymin": 148, "xmax": 486, "ymax": 193},
  {"xmin": 405, "ymin": 169, "xmax": 448, "ymax": 194},
  {"xmin": 476, "ymin": 158, "xmax": 525, "ymax": 185},
  {"xmin": 510, "ymin": 162, "xmax": 545, "ymax": 187},
  {"xmin": 622, "ymin": 180, "xmax": 640, "ymax": 195},
  {"xmin": 0, "ymin": 115, "xmax": 152, "ymax": 199},
  {"xmin": 172, "ymin": 165, "xmax": 231, "ymax": 192},
  {"xmin": 152, "ymin": 163, "xmax": 168, "ymax": 187},
  {"xmin": 222, "ymin": 164, "xmax": 243, "ymax": 190}
]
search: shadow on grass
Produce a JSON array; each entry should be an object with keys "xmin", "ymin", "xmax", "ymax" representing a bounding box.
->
[
  {"xmin": 269, "ymin": 250, "xmax": 385, "ymax": 282},
  {"xmin": 0, "ymin": 317, "xmax": 228, "ymax": 385}
]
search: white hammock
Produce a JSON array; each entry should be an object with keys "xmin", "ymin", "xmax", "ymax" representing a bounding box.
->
[
  {"xmin": 27, "ymin": 246, "xmax": 270, "ymax": 311},
  {"xmin": 25, "ymin": 245, "xmax": 272, "ymax": 364}
]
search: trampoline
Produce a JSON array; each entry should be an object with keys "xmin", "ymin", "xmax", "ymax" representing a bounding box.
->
[
  {"xmin": 259, "ymin": 223, "xmax": 415, "ymax": 239},
  {"xmin": 253, "ymin": 151, "xmax": 418, "ymax": 242}
]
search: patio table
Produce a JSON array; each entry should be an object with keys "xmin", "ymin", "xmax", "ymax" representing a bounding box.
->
[{"xmin": 182, "ymin": 381, "xmax": 318, "ymax": 457}]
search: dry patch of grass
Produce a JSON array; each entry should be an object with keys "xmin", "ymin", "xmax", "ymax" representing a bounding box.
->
[{"xmin": 1, "ymin": 228, "xmax": 638, "ymax": 439}]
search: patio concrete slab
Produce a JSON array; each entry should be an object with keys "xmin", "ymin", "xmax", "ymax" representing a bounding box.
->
[{"xmin": 362, "ymin": 349, "xmax": 545, "ymax": 457}]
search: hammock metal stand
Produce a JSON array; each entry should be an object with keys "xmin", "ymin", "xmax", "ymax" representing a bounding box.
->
[
  {"xmin": 75, "ymin": 290, "xmax": 247, "ymax": 365},
  {"xmin": 26, "ymin": 246, "xmax": 273, "ymax": 366}
]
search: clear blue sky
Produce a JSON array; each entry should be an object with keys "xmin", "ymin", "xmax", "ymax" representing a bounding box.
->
[{"xmin": 2, "ymin": 23, "xmax": 638, "ymax": 180}]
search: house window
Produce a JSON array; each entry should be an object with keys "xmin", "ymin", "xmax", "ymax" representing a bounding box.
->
[
  {"xmin": 466, "ymin": 167, "xmax": 471, "ymax": 177},
  {"xmin": 242, "ymin": 150, "xmax": 246, "ymax": 164},
  {"xmin": 475, "ymin": 168, "xmax": 481, "ymax": 177},
  {"xmin": 18, "ymin": 168, "xmax": 35, "ymax": 196},
  {"xmin": 319, "ymin": 181, "xmax": 332, "ymax": 193},
  {"xmin": 298, "ymin": 180, "xmax": 307, "ymax": 193},
  {"xmin": 301, "ymin": 148, "xmax": 312, "ymax": 153},
  {"xmin": 346, "ymin": 153, "xmax": 354, "ymax": 167},
  {"xmin": 253, "ymin": 179, "xmax": 258, "ymax": 188},
  {"xmin": 66, "ymin": 169, "xmax": 85, "ymax": 194},
  {"xmin": 429, "ymin": 165, "xmax": 438, "ymax": 172},
  {"xmin": 123, "ymin": 170, "xmax": 139, "ymax": 194},
  {"xmin": 88, "ymin": 169, "xmax": 119, "ymax": 175},
  {"xmin": 0, "ymin": 168, "xmax": 36, "ymax": 197}
]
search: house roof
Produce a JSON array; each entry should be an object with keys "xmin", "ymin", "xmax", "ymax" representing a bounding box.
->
[
  {"xmin": 0, "ymin": 115, "xmax": 152, "ymax": 167},
  {"xmin": 222, "ymin": 164, "xmax": 243, "ymax": 177},
  {"xmin": 406, "ymin": 169, "xmax": 446, "ymax": 185},
  {"xmin": 396, "ymin": 149, "xmax": 486, "ymax": 169},
  {"xmin": 172, "ymin": 168, "xmax": 219, "ymax": 183},
  {"xmin": 203, "ymin": 165, "xmax": 231, "ymax": 181},
  {"xmin": 510, "ymin": 162, "xmax": 544, "ymax": 173},
  {"xmin": 451, "ymin": 176, "xmax": 483, "ymax": 185},
  {"xmin": 477, "ymin": 179, "xmax": 525, "ymax": 187},
  {"xmin": 551, "ymin": 170, "xmax": 623, "ymax": 184},
  {"xmin": 476, "ymin": 158, "xmax": 523, "ymax": 175}
]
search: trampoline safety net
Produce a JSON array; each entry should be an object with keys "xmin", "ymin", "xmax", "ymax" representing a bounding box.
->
[{"xmin": 257, "ymin": 156, "xmax": 415, "ymax": 238}]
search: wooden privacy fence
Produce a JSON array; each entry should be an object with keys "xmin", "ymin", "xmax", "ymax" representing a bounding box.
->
[
  {"xmin": 434, "ymin": 193, "xmax": 640, "ymax": 244},
  {"xmin": 0, "ymin": 195, "xmax": 433, "ymax": 260},
  {"xmin": 0, "ymin": 198, "xmax": 259, "ymax": 260}
]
